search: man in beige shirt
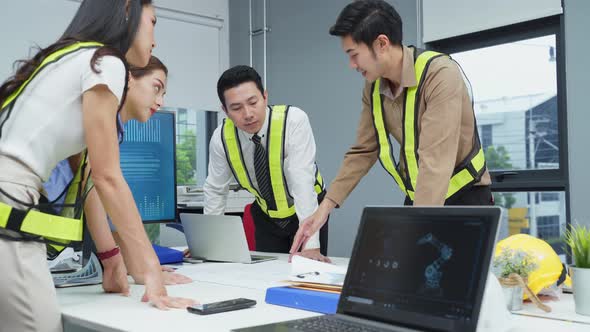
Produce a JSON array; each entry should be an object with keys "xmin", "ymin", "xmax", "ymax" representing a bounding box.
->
[{"xmin": 290, "ymin": 0, "xmax": 492, "ymax": 254}]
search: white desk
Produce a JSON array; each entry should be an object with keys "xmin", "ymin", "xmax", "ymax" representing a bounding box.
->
[{"xmin": 57, "ymin": 254, "xmax": 590, "ymax": 332}]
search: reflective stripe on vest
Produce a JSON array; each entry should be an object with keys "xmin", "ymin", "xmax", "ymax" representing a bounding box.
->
[
  {"xmin": 0, "ymin": 207, "xmax": 83, "ymax": 241},
  {"xmin": 0, "ymin": 152, "xmax": 89, "ymax": 258},
  {"xmin": 222, "ymin": 105, "xmax": 325, "ymax": 219},
  {"xmin": 45, "ymin": 151, "xmax": 91, "ymax": 256},
  {"xmin": 371, "ymin": 49, "xmax": 486, "ymax": 201},
  {"xmin": 0, "ymin": 150, "xmax": 88, "ymax": 244},
  {"xmin": 0, "ymin": 42, "xmax": 102, "ymax": 248}
]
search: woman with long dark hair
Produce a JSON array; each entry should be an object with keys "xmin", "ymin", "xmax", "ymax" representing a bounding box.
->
[
  {"xmin": 0, "ymin": 1, "xmax": 194, "ymax": 331},
  {"xmin": 45, "ymin": 55, "xmax": 193, "ymax": 287},
  {"xmin": 97, "ymin": 56, "xmax": 192, "ymax": 286}
]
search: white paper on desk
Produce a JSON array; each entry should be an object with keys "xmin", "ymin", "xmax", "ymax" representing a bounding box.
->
[{"xmin": 289, "ymin": 255, "xmax": 347, "ymax": 286}]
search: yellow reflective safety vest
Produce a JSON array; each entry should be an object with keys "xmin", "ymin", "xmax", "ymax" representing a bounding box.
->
[
  {"xmin": 222, "ymin": 105, "xmax": 325, "ymax": 219},
  {"xmin": 0, "ymin": 41, "xmax": 103, "ymax": 257},
  {"xmin": 371, "ymin": 49, "xmax": 486, "ymax": 201}
]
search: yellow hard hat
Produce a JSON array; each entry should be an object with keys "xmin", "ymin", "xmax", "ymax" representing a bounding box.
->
[{"xmin": 495, "ymin": 234, "xmax": 571, "ymax": 299}]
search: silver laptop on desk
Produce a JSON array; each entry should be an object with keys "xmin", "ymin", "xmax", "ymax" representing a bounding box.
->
[
  {"xmin": 180, "ymin": 213, "xmax": 277, "ymax": 264},
  {"xmin": 234, "ymin": 206, "xmax": 501, "ymax": 332}
]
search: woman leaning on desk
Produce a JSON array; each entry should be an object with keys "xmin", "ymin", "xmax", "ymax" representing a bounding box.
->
[
  {"xmin": 44, "ymin": 55, "xmax": 193, "ymax": 287},
  {"xmin": 0, "ymin": 1, "xmax": 195, "ymax": 331}
]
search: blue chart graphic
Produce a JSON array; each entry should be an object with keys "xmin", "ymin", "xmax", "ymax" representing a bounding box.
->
[{"xmin": 120, "ymin": 112, "xmax": 175, "ymax": 223}]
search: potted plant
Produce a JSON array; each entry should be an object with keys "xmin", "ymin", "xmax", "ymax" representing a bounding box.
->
[
  {"xmin": 492, "ymin": 248, "xmax": 538, "ymax": 311},
  {"xmin": 565, "ymin": 225, "xmax": 590, "ymax": 316}
]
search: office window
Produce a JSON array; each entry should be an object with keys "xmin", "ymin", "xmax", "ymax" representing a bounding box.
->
[
  {"xmin": 428, "ymin": 16, "xmax": 569, "ymax": 260},
  {"xmin": 480, "ymin": 124, "xmax": 493, "ymax": 153},
  {"xmin": 541, "ymin": 192, "xmax": 559, "ymax": 202},
  {"xmin": 453, "ymin": 34, "xmax": 558, "ymax": 172},
  {"xmin": 494, "ymin": 191, "xmax": 566, "ymax": 258},
  {"xmin": 537, "ymin": 215, "xmax": 561, "ymax": 241},
  {"xmin": 161, "ymin": 107, "xmax": 217, "ymax": 188},
  {"xmin": 429, "ymin": 16, "xmax": 567, "ymax": 188}
]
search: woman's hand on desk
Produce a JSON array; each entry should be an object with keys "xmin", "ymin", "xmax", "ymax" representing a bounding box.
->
[
  {"xmin": 298, "ymin": 248, "xmax": 332, "ymax": 263},
  {"xmin": 101, "ymin": 251, "xmax": 130, "ymax": 296},
  {"xmin": 141, "ymin": 271, "xmax": 197, "ymax": 310},
  {"xmin": 161, "ymin": 266, "xmax": 176, "ymax": 272},
  {"xmin": 162, "ymin": 270, "xmax": 192, "ymax": 285},
  {"xmin": 132, "ymin": 266, "xmax": 193, "ymax": 285}
]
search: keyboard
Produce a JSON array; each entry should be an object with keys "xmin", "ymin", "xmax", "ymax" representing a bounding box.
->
[{"xmin": 286, "ymin": 316, "xmax": 391, "ymax": 332}]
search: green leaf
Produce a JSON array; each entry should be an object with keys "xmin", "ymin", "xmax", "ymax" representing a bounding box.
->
[{"xmin": 565, "ymin": 225, "xmax": 590, "ymax": 268}]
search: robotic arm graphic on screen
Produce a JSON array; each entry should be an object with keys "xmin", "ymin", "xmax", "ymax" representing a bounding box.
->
[{"xmin": 417, "ymin": 233, "xmax": 453, "ymax": 295}]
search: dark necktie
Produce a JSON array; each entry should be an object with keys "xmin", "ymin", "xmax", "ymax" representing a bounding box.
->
[
  {"xmin": 252, "ymin": 134, "xmax": 274, "ymax": 207},
  {"xmin": 252, "ymin": 133, "xmax": 290, "ymax": 228}
]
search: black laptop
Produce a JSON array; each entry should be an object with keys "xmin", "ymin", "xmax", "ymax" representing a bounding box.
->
[{"xmin": 234, "ymin": 206, "xmax": 501, "ymax": 332}]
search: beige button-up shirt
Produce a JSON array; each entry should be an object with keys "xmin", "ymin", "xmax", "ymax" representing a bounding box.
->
[{"xmin": 327, "ymin": 45, "xmax": 491, "ymax": 206}]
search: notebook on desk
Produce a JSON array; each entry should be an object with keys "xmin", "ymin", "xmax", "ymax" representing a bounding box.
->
[
  {"xmin": 234, "ymin": 206, "xmax": 501, "ymax": 332},
  {"xmin": 180, "ymin": 213, "xmax": 277, "ymax": 264}
]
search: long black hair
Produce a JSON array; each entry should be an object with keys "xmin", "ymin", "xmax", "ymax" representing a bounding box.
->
[{"xmin": 0, "ymin": 0, "xmax": 153, "ymax": 117}]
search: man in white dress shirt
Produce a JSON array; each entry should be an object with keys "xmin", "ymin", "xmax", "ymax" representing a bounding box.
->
[{"xmin": 203, "ymin": 65, "xmax": 329, "ymax": 262}]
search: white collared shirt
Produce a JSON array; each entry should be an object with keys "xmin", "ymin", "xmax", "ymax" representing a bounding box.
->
[{"xmin": 204, "ymin": 105, "xmax": 321, "ymax": 249}]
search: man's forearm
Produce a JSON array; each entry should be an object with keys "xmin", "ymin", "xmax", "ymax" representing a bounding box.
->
[
  {"xmin": 203, "ymin": 177, "xmax": 230, "ymax": 215},
  {"xmin": 203, "ymin": 192, "xmax": 229, "ymax": 215},
  {"xmin": 319, "ymin": 197, "xmax": 337, "ymax": 216}
]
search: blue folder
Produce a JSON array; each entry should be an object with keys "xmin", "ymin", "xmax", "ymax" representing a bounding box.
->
[
  {"xmin": 265, "ymin": 286, "xmax": 340, "ymax": 314},
  {"xmin": 152, "ymin": 244, "xmax": 184, "ymax": 264}
]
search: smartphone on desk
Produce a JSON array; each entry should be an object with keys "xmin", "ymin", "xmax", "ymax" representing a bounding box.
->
[{"xmin": 187, "ymin": 298, "xmax": 257, "ymax": 315}]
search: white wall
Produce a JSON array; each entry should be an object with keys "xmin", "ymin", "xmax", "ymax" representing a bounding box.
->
[
  {"xmin": 151, "ymin": 0, "xmax": 229, "ymax": 112},
  {"xmin": 0, "ymin": 0, "xmax": 80, "ymax": 80},
  {"xmin": 155, "ymin": 0, "xmax": 228, "ymax": 18},
  {"xmin": 564, "ymin": 0, "xmax": 590, "ymax": 228},
  {"xmin": 422, "ymin": 0, "xmax": 562, "ymax": 42}
]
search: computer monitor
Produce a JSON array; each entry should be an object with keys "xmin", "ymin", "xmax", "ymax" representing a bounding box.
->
[{"xmin": 120, "ymin": 111, "xmax": 177, "ymax": 223}]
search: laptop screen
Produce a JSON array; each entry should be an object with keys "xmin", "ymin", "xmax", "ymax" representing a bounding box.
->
[{"xmin": 339, "ymin": 207, "xmax": 499, "ymax": 332}]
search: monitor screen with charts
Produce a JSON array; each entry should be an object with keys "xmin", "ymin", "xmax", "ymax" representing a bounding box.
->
[{"xmin": 120, "ymin": 111, "xmax": 176, "ymax": 223}]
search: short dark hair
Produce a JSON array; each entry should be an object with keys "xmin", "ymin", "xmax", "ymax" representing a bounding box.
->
[
  {"xmin": 217, "ymin": 65, "xmax": 264, "ymax": 108},
  {"xmin": 129, "ymin": 55, "xmax": 168, "ymax": 79},
  {"xmin": 329, "ymin": 0, "xmax": 403, "ymax": 48}
]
